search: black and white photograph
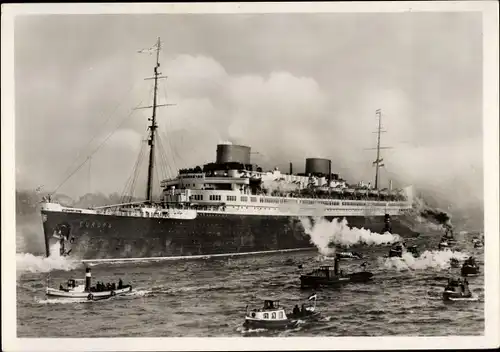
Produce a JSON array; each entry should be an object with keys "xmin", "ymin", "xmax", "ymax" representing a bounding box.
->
[{"xmin": 2, "ymin": 2, "xmax": 499, "ymax": 351}]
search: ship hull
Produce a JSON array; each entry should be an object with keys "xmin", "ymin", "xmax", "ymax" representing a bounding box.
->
[{"xmin": 41, "ymin": 210, "xmax": 414, "ymax": 260}]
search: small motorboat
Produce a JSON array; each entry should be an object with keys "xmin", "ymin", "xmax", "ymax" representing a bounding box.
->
[
  {"xmin": 387, "ymin": 242, "xmax": 419, "ymax": 258},
  {"xmin": 243, "ymin": 295, "xmax": 319, "ymax": 330},
  {"xmin": 46, "ymin": 267, "xmax": 132, "ymax": 301},
  {"xmin": 472, "ymin": 238, "xmax": 483, "ymax": 249},
  {"xmin": 438, "ymin": 239, "xmax": 450, "ymax": 250},
  {"xmin": 406, "ymin": 245, "xmax": 420, "ymax": 258},
  {"xmin": 461, "ymin": 257, "xmax": 480, "ymax": 277},
  {"xmin": 443, "ymin": 278, "xmax": 473, "ymax": 301},
  {"xmin": 450, "ymin": 258, "xmax": 460, "ymax": 268},
  {"xmin": 388, "ymin": 243, "xmax": 404, "ymax": 258},
  {"xmin": 300, "ymin": 255, "xmax": 373, "ymax": 289}
]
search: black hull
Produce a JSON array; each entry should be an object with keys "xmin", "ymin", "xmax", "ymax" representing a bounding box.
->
[
  {"xmin": 461, "ymin": 266, "xmax": 480, "ymax": 277},
  {"xmin": 41, "ymin": 210, "xmax": 414, "ymax": 260},
  {"xmin": 300, "ymin": 271, "xmax": 373, "ymax": 288}
]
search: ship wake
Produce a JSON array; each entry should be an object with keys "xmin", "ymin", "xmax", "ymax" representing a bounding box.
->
[{"xmin": 16, "ymin": 242, "xmax": 82, "ymax": 275}]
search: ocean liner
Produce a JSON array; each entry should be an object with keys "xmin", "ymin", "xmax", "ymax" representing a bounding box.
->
[{"xmin": 40, "ymin": 38, "xmax": 414, "ymax": 260}]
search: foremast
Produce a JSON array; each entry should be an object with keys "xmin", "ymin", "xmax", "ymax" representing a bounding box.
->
[
  {"xmin": 146, "ymin": 37, "xmax": 161, "ymax": 204},
  {"xmin": 371, "ymin": 109, "xmax": 391, "ymax": 190}
]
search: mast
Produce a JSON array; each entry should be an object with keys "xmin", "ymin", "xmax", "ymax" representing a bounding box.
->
[
  {"xmin": 146, "ymin": 37, "xmax": 161, "ymax": 204},
  {"xmin": 374, "ymin": 109, "xmax": 382, "ymax": 189},
  {"xmin": 369, "ymin": 109, "xmax": 392, "ymax": 190}
]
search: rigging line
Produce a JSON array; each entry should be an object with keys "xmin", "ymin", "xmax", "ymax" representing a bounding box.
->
[
  {"xmin": 159, "ymin": 81, "xmax": 181, "ymax": 171},
  {"xmin": 161, "ymin": 129, "xmax": 180, "ymax": 173},
  {"xmin": 127, "ymin": 138, "xmax": 147, "ymax": 202},
  {"xmin": 120, "ymin": 136, "xmax": 147, "ymax": 202},
  {"xmin": 128, "ymin": 127, "xmax": 150, "ymax": 202},
  {"xmin": 158, "ymin": 131, "xmax": 177, "ymax": 177},
  {"xmin": 55, "ymin": 81, "xmax": 142, "ymax": 187},
  {"xmin": 157, "ymin": 135, "xmax": 174, "ymax": 179},
  {"xmin": 156, "ymin": 133, "xmax": 170, "ymax": 176},
  {"xmin": 52, "ymin": 100, "xmax": 145, "ymax": 195},
  {"xmin": 154, "ymin": 136, "xmax": 167, "ymax": 181}
]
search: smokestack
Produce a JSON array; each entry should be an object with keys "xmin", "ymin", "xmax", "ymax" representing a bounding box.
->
[
  {"xmin": 85, "ymin": 267, "xmax": 91, "ymax": 292},
  {"xmin": 289, "ymin": 162, "xmax": 293, "ymax": 175},
  {"xmin": 328, "ymin": 160, "xmax": 332, "ymax": 186},
  {"xmin": 334, "ymin": 255, "xmax": 340, "ymax": 276},
  {"xmin": 389, "ymin": 179, "xmax": 393, "ymax": 191}
]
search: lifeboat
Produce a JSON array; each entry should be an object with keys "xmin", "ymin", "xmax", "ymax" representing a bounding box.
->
[
  {"xmin": 243, "ymin": 295, "xmax": 319, "ymax": 330},
  {"xmin": 461, "ymin": 257, "xmax": 480, "ymax": 277},
  {"xmin": 443, "ymin": 278, "xmax": 473, "ymax": 301},
  {"xmin": 45, "ymin": 267, "xmax": 132, "ymax": 301},
  {"xmin": 300, "ymin": 255, "xmax": 373, "ymax": 289}
]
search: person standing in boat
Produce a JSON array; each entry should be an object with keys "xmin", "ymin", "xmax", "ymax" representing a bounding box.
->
[{"xmin": 118, "ymin": 279, "xmax": 123, "ymax": 289}]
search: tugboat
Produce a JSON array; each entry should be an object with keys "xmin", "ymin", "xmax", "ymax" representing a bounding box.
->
[
  {"xmin": 472, "ymin": 238, "xmax": 483, "ymax": 249},
  {"xmin": 300, "ymin": 255, "xmax": 373, "ymax": 289},
  {"xmin": 388, "ymin": 242, "xmax": 419, "ymax": 258},
  {"xmin": 243, "ymin": 294, "xmax": 319, "ymax": 330},
  {"xmin": 46, "ymin": 267, "xmax": 132, "ymax": 300},
  {"xmin": 443, "ymin": 278, "xmax": 473, "ymax": 301},
  {"xmin": 461, "ymin": 257, "xmax": 480, "ymax": 277}
]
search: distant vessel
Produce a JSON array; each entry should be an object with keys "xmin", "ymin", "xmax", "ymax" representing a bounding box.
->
[
  {"xmin": 40, "ymin": 37, "xmax": 414, "ymax": 260},
  {"xmin": 443, "ymin": 278, "xmax": 473, "ymax": 301},
  {"xmin": 461, "ymin": 257, "xmax": 480, "ymax": 277}
]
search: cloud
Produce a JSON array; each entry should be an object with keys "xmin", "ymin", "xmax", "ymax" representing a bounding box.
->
[{"xmin": 14, "ymin": 13, "xmax": 483, "ymax": 215}]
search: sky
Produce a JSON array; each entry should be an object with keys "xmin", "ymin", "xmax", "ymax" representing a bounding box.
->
[{"xmin": 14, "ymin": 12, "xmax": 483, "ymax": 211}]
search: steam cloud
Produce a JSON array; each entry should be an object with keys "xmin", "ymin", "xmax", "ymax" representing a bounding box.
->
[{"xmin": 300, "ymin": 217, "xmax": 401, "ymax": 256}]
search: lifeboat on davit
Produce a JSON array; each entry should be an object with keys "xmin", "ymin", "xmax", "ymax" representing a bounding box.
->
[{"xmin": 45, "ymin": 267, "xmax": 132, "ymax": 301}]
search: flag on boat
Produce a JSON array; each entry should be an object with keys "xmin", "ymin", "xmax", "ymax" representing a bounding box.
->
[{"xmin": 308, "ymin": 293, "xmax": 317, "ymax": 301}]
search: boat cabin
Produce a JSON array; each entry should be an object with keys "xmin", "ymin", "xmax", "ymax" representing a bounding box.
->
[
  {"xmin": 246, "ymin": 300, "xmax": 288, "ymax": 321},
  {"xmin": 307, "ymin": 265, "xmax": 340, "ymax": 278},
  {"xmin": 62, "ymin": 279, "xmax": 86, "ymax": 292},
  {"xmin": 463, "ymin": 257, "xmax": 477, "ymax": 266},
  {"xmin": 445, "ymin": 278, "xmax": 470, "ymax": 293}
]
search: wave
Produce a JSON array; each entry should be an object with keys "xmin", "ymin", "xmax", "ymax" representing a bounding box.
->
[
  {"xmin": 300, "ymin": 217, "xmax": 401, "ymax": 256},
  {"xmin": 16, "ymin": 243, "xmax": 82, "ymax": 275},
  {"xmin": 381, "ymin": 249, "xmax": 470, "ymax": 271}
]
